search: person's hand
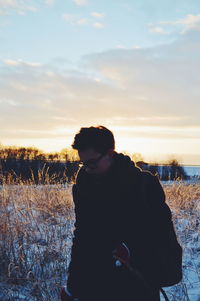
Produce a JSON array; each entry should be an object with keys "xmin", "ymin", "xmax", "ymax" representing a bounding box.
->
[{"xmin": 113, "ymin": 243, "xmax": 130, "ymax": 266}]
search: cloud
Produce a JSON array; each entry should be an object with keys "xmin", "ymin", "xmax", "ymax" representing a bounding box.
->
[
  {"xmin": 63, "ymin": 13, "xmax": 88, "ymax": 26},
  {"xmin": 44, "ymin": 0, "xmax": 55, "ymax": 6},
  {"xmin": 159, "ymin": 14, "xmax": 200, "ymax": 34},
  {"xmin": 4, "ymin": 59, "xmax": 41, "ymax": 67},
  {"xmin": 63, "ymin": 13, "xmax": 77, "ymax": 25},
  {"xmin": 72, "ymin": 0, "xmax": 88, "ymax": 7},
  {"xmin": 77, "ymin": 18, "xmax": 88, "ymax": 25},
  {"xmin": 0, "ymin": 28, "xmax": 200, "ymax": 157},
  {"xmin": 132, "ymin": 45, "xmax": 141, "ymax": 49},
  {"xmin": 149, "ymin": 26, "xmax": 169, "ymax": 35},
  {"xmin": 63, "ymin": 13, "xmax": 76, "ymax": 24},
  {"xmin": 4, "ymin": 59, "xmax": 20, "ymax": 66},
  {"xmin": 63, "ymin": 14, "xmax": 104, "ymax": 28},
  {"xmin": 0, "ymin": 0, "xmax": 37, "ymax": 15},
  {"xmin": 116, "ymin": 45, "xmax": 127, "ymax": 49},
  {"xmin": 93, "ymin": 22, "xmax": 104, "ymax": 29},
  {"xmin": 82, "ymin": 28, "xmax": 200, "ymax": 128},
  {"xmin": 161, "ymin": 14, "xmax": 200, "ymax": 27},
  {"xmin": 90, "ymin": 12, "xmax": 105, "ymax": 18}
]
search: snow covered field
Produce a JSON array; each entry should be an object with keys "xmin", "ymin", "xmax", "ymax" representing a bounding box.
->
[
  {"xmin": 161, "ymin": 183, "xmax": 200, "ymax": 301},
  {"xmin": 0, "ymin": 182, "xmax": 199, "ymax": 301}
]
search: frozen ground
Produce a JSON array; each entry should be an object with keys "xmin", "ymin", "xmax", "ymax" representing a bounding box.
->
[
  {"xmin": 160, "ymin": 210, "xmax": 200, "ymax": 301},
  {"xmin": 0, "ymin": 183, "xmax": 199, "ymax": 301}
]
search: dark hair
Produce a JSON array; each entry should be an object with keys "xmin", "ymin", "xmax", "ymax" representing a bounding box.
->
[{"xmin": 72, "ymin": 126, "xmax": 115, "ymax": 153}]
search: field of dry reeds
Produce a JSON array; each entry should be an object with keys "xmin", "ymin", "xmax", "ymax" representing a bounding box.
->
[{"xmin": 0, "ymin": 180, "xmax": 199, "ymax": 301}]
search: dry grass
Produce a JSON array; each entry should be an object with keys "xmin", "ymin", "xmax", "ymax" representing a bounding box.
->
[
  {"xmin": 0, "ymin": 182, "xmax": 74, "ymax": 300},
  {"xmin": 162, "ymin": 183, "xmax": 200, "ymax": 301},
  {"xmin": 0, "ymin": 180, "xmax": 199, "ymax": 300},
  {"xmin": 164, "ymin": 183, "xmax": 200, "ymax": 212}
]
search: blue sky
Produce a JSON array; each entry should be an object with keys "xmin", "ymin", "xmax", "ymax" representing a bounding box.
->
[
  {"xmin": 0, "ymin": 0, "xmax": 200, "ymax": 164},
  {"xmin": 1, "ymin": 0, "xmax": 199, "ymax": 62}
]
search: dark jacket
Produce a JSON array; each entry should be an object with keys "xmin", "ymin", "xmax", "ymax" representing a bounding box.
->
[{"xmin": 67, "ymin": 153, "xmax": 180, "ymax": 297}]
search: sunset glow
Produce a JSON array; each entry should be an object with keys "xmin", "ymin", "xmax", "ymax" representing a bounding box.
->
[{"xmin": 0, "ymin": 0, "xmax": 200, "ymax": 165}]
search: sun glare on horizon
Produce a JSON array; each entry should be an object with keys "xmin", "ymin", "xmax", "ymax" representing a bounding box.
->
[{"xmin": 2, "ymin": 124, "xmax": 200, "ymax": 165}]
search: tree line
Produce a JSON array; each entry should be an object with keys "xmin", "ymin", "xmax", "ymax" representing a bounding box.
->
[
  {"xmin": 0, "ymin": 146, "xmax": 79, "ymax": 184},
  {"xmin": 0, "ymin": 146, "xmax": 188, "ymax": 184}
]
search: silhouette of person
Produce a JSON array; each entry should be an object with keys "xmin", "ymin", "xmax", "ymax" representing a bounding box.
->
[{"xmin": 67, "ymin": 126, "xmax": 181, "ymax": 301}]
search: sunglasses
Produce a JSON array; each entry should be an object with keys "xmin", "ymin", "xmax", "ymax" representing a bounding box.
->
[{"xmin": 80, "ymin": 153, "xmax": 106, "ymax": 168}]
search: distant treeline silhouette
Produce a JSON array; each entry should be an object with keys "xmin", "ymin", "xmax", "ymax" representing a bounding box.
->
[
  {"xmin": 137, "ymin": 160, "xmax": 189, "ymax": 181},
  {"xmin": 0, "ymin": 146, "xmax": 188, "ymax": 184},
  {"xmin": 0, "ymin": 146, "xmax": 80, "ymax": 184}
]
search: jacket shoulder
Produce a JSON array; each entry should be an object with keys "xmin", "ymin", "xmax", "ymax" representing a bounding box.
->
[
  {"xmin": 140, "ymin": 169, "xmax": 162, "ymax": 188},
  {"xmin": 139, "ymin": 169, "xmax": 166, "ymax": 206}
]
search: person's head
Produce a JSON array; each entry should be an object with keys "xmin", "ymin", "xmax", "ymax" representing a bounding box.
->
[{"xmin": 72, "ymin": 126, "xmax": 115, "ymax": 175}]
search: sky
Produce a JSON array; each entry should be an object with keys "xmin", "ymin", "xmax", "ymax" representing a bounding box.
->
[{"xmin": 0, "ymin": 0, "xmax": 200, "ymax": 165}]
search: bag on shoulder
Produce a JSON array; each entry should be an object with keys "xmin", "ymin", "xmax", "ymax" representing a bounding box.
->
[{"xmin": 140, "ymin": 171, "xmax": 182, "ymax": 287}]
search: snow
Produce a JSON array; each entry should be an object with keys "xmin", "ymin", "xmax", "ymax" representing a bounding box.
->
[
  {"xmin": 0, "ymin": 183, "xmax": 199, "ymax": 300},
  {"xmin": 160, "ymin": 205, "xmax": 200, "ymax": 301}
]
